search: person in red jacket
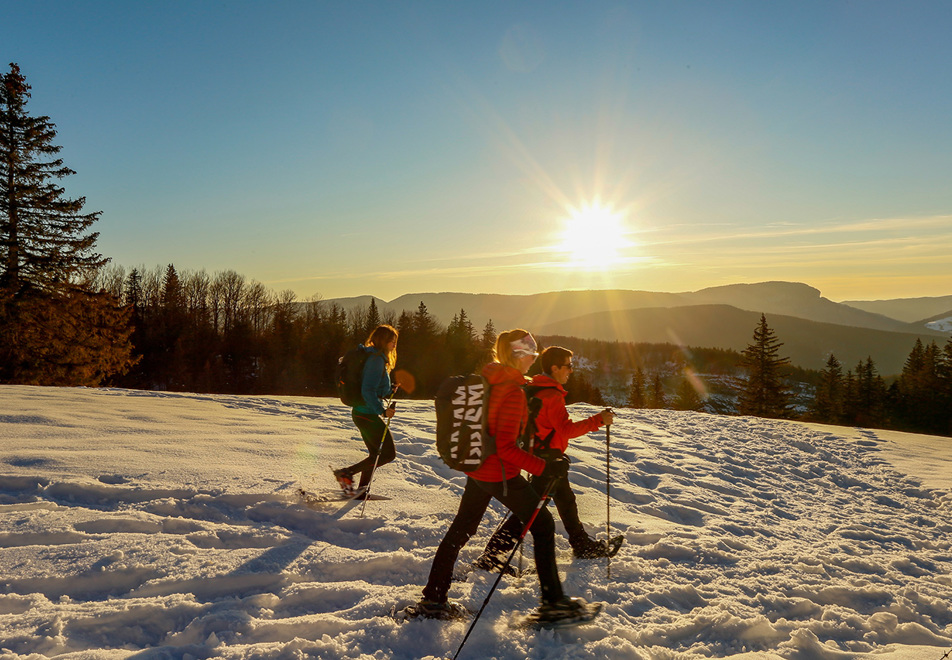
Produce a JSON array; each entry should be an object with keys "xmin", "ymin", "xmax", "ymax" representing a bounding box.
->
[
  {"xmin": 415, "ymin": 330, "xmax": 590, "ymax": 622},
  {"xmin": 477, "ymin": 345, "xmax": 618, "ymax": 562}
]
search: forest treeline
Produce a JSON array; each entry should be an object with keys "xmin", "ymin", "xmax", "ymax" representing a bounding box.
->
[{"xmin": 88, "ymin": 266, "xmax": 952, "ymax": 438}]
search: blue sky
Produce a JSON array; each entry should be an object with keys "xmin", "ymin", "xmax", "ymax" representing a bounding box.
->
[{"xmin": 4, "ymin": 1, "xmax": 951, "ymax": 302}]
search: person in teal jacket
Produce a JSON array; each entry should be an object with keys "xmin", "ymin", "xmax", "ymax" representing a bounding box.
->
[{"xmin": 333, "ymin": 324, "xmax": 398, "ymax": 497}]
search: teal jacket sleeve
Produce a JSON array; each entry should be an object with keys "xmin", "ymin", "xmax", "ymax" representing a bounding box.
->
[{"xmin": 360, "ymin": 352, "xmax": 390, "ymax": 415}]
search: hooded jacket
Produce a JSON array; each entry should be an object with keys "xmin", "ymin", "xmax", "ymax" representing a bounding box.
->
[
  {"xmin": 466, "ymin": 361, "xmax": 546, "ymax": 483},
  {"xmin": 528, "ymin": 373, "xmax": 604, "ymax": 454},
  {"xmin": 354, "ymin": 346, "xmax": 392, "ymax": 416}
]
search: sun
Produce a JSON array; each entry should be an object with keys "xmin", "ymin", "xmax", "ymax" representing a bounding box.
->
[{"xmin": 557, "ymin": 202, "xmax": 631, "ymax": 270}]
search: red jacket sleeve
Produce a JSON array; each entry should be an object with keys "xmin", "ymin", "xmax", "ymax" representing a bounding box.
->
[{"xmin": 536, "ymin": 389, "xmax": 603, "ymax": 453}]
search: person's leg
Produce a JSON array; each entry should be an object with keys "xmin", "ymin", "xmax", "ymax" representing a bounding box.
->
[
  {"xmin": 346, "ymin": 412, "xmax": 394, "ymax": 488},
  {"xmin": 422, "ymin": 478, "xmax": 492, "ymax": 604},
  {"xmin": 548, "ymin": 475, "xmax": 591, "ymax": 548},
  {"xmin": 482, "ymin": 476, "xmax": 565, "ymax": 605}
]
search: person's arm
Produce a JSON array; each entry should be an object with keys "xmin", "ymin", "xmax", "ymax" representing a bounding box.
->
[{"xmin": 541, "ymin": 392, "xmax": 603, "ymax": 441}]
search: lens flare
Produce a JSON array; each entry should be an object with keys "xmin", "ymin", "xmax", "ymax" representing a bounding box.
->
[{"xmin": 558, "ymin": 201, "xmax": 633, "ymax": 271}]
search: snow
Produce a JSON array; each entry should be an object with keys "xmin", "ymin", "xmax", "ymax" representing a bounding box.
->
[
  {"xmin": 1, "ymin": 384, "xmax": 951, "ymax": 660},
  {"xmin": 925, "ymin": 317, "xmax": 952, "ymax": 333}
]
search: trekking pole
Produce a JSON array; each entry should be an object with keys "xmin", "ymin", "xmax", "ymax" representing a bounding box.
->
[
  {"xmin": 605, "ymin": 413, "xmax": 612, "ymax": 580},
  {"xmin": 358, "ymin": 387, "xmax": 399, "ymax": 518},
  {"xmin": 452, "ymin": 477, "xmax": 560, "ymax": 660}
]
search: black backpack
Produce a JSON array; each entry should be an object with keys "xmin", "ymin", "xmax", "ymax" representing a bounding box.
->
[
  {"xmin": 434, "ymin": 375, "xmax": 546, "ymax": 473},
  {"xmin": 335, "ymin": 345, "xmax": 370, "ymax": 406}
]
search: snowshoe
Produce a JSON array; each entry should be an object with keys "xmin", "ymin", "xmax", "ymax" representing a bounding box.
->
[
  {"xmin": 403, "ymin": 600, "xmax": 471, "ymax": 621},
  {"xmin": 299, "ymin": 487, "xmax": 390, "ymax": 506},
  {"xmin": 472, "ymin": 553, "xmax": 519, "ymax": 577},
  {"xmin": 572, "ymin": 535, "xmax": 624, "ymax": 559},
  {"xmin": 512, "ymin": 597, "xmax": 603, "ymax": 630}
]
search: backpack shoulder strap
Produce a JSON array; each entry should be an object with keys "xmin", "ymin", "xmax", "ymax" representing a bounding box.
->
[{"xmin": 522, "ymin": 383, "xmax": 558, "ymax": 451}]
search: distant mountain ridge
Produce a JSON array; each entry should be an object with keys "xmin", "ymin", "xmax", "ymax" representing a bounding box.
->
[
  {"xmin": 842, "ymin": 294, "xmax": 952, "ymax": 323},
  {"xmin": 321, "ymin": 281, "xmax": 949, "ymax": 374},
  {"xmin": 324, "ymin": 281, "xmax": 939, "ymax": 336}
]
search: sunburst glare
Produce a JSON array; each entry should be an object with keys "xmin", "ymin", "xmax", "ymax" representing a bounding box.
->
[{"xmin": 557, "ymin": 201, "xmax": 634, "ymax": 271}]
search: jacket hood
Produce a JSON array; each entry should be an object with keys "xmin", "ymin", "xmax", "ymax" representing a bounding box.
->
[{"xmin": 482, "ymin": 361, "xmax": 527, "ymax": 388}]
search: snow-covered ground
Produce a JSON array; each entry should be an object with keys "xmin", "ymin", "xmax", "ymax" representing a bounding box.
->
[
  {"xmin": 1, "ymin": 384, "xmax": 951, "ymax": 660},
  {"xmin": 925, "ymin": 317, "xmax": 952, "ymax": 333}
]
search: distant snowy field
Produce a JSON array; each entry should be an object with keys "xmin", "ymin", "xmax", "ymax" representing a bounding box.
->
[
  {"xmin": 925, "ymin": 317, "xmax": 952, "ymax": 333},
  {"xmin": 1, "ymin": 385, "xmax": 951, "ymax": 660}
]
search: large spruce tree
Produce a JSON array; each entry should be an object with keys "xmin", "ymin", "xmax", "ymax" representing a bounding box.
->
[
  {"xmin": 0, "ymin": 63, "xmax": 134, "ymax": 385},
  {"xmin": 738, "ymin": 313, "xmax": 792, "ymax": 418}
]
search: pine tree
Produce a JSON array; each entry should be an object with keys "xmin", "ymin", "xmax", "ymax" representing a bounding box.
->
[
  {"xmin": 810, "ymin": 353, "xmax": 843, "ymax": 423},
  {"xmin": 0, "ymin": 63, "xmax": 132, "ymax": 385},
  {"xmin": 649, "ymin": 373, "xmax": 666, "ymax": 409},
  {"xmin": 939, "ymin": 338, "xmax": 952, "ymax": 435},
  {"xmin": 445, "ymin": 308, "xmax": 480, "ymax": 375},
  {"xmin": 366, "ymin": 298, "xmax": 380, "ymax": 334},
  {"xmin": 738, "ymin": 314, "xmax": 791, "ymax": 418},
  {"xmin": 481, "ymin": 319, "xmax": 496, "ymax": 350},
  {"xmin": 627, "ymin": 367, "xmax": 646, "ymax": 408},
  {"xmin": 674, "ymin": 374, "xmax": 703, "ymax": 411},
  {"xmin": 1, "ymin": 64, "xmax": 106, "ymax": 294},
  {"xmin": 896, "ymin": 338, "xmax": 943, "ymax": 432},
  {"xmin": 853, "ymin": 357, "xmax": 887, "ymax": 428}
]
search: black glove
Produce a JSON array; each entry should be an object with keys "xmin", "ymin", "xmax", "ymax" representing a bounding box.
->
[
  {"xmin": 541, "ymin": 455, "xmax": 569, "ymax": 481},
  {"xmin": 534, "ymin": 447, "xmax": 561, "ymax": 462}
]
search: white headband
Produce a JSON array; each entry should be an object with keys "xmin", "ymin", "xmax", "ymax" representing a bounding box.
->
[{"xmin": 510, "ymin": 334, "xmax": 539, "ymax": 358}]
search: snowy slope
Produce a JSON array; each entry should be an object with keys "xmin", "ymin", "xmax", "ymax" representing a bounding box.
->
[
  {"xmin": 1, "ymin": 385, "xmax": 950, "ymax": 660},
  {"xmin": 925, "ymin": 317, "xmax": 952, "ymax": 333}
]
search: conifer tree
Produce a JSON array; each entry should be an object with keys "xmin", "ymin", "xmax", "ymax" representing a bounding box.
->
[
  {"xmin": 366, "ymin": 297, "xmax": 380, "ymax": 334},
  {"xmin": 854, "ymin": 357, "xmax": 887, "ymax": 428},
  {"xmin": 649, "ymin": 373, "xmax": 666, "ymax": 409},
  {"xmin": 0, "ymin": 63, "xmax": 132, "ymax": 385},
  {"xmin": 738, "ymin": 314, "xmax": 791, "ymax": 418},
  {"xmin": 939, "ymin": 338, "xmax": 952, "ymax": 435},
  {"xmin": 675, "ymin": 375, "xmax": 703, "ymax": 411},
  {"xmin": 810, "ymin": 353, "xmax": 844, "ymax": 423},
  {"xmin": 1, "ymin": 64, "xmax": 106, "ymax": 293},
  {"xmin": 481, "ymin": 319, "xmax": 496, "ymax": 349},
  {"xmin": 627, "ymin": 366, "xmax": 646, "ymax": 408}
]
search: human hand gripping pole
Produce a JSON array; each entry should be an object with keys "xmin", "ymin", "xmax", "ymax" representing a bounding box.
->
[
  {"xmin": 452, "ymin": 474, "xmax": 562, "ymax": 660},
  {"xmin": 357, "ymin": 386, "xmax": 399, "ymax": 518}
]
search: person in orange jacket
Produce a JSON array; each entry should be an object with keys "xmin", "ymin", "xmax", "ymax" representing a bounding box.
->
[
  {"xmin": 415, "ymin": 330, "xmax": 591, "ymax": 623},
  {"xmin": 477, "ymin": 345, "xmax": 620, "ymax": 562}
]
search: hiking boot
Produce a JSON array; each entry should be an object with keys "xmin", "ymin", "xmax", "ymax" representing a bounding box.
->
[
  {"xmin": 472, "ymin": 554, "xmax": 518, "ymax": 576},
  {"xmin": 537, "ymin": 596, "xmax": 586, "ymax": 622},
  {"xmin": 332, "ymin": 468, "xmax": 355, "ymax": 496},
  {"xmin": 413, "ymin": 599, "xmax": 470, "ymax": 620},
  {"xmin": 571, "ymin": 536, "xmax": 614, "ymax": 559}
]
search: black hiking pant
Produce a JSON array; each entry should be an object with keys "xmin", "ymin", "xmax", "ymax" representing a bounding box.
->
[
  {"xmin": 346, "ymin": 411, "xmax": 396, "ymax": 489},
  {"xmin": 422, "ymin": 475, "xmax": 564, "ymax": 606},
  {"xmin": 483, "ymin": 472, "xmax": 589, "ymax": 556}
]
